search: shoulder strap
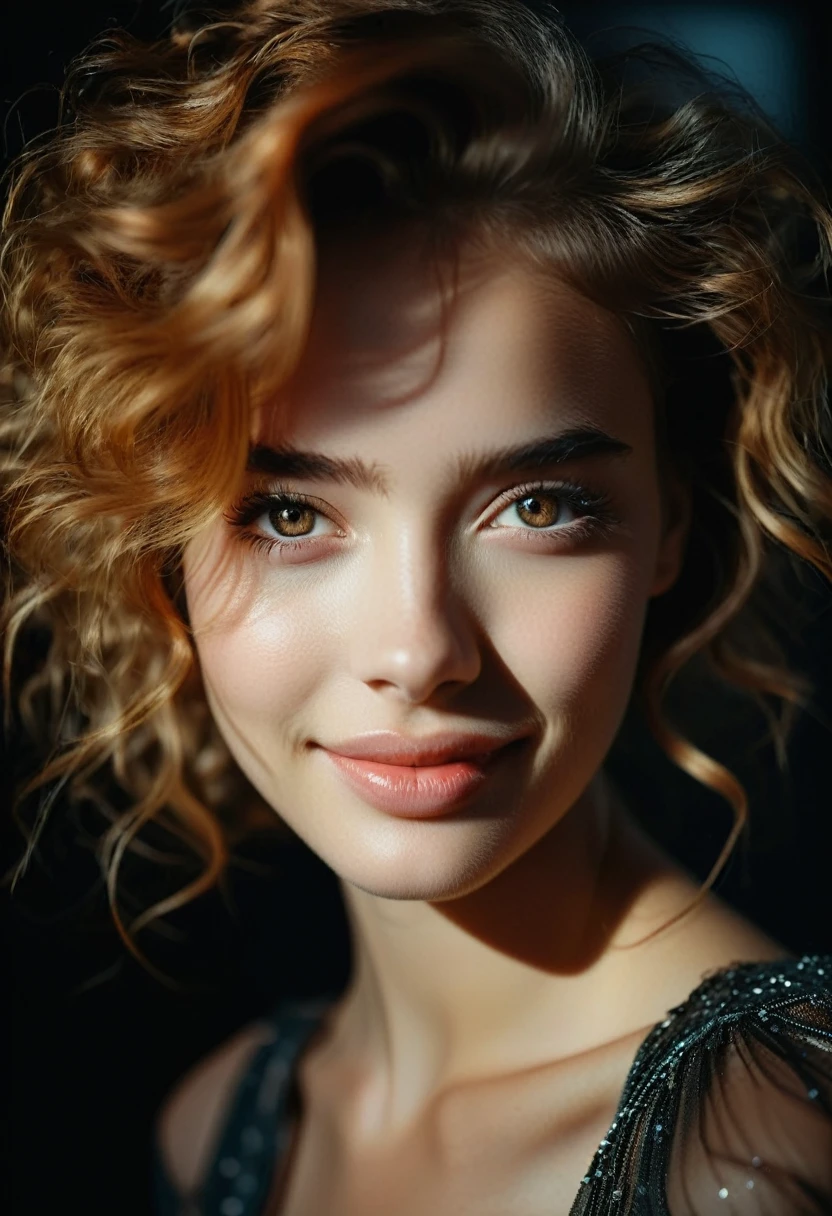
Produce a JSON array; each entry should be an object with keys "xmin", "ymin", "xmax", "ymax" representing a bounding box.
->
[{"xmin": 197, "ymin": 998, "xmax": 332, "ymax": 1216}]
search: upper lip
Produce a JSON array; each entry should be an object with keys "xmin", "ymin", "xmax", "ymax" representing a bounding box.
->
[{"xmin": 319, "ymin": 730, "xmax": 530, "ymax": 766}]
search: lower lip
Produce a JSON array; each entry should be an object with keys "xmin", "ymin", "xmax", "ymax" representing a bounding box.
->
[{"xmin": 320, "ymin": 742, "xmax": 525, "ymax": 819}]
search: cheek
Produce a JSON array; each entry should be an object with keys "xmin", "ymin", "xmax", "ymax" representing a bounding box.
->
[
  {"xmin": 197, "ymin": 613, "xmax": 324, "ymax": 721},
  {"xmin": 183, "ymin": 523, "xmax": 653, "ymax": 745},
  {"xmin": 183, "ymin": 537, "xmax": 334, "ymax": 722},
  {"xmin": 486, "ymin": 553, "xmax": 649, "ymax": 727}
]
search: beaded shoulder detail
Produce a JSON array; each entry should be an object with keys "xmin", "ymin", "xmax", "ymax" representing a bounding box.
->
[
  {"xmin": 622, "ymin": 952, "xmax": 831, "ymax": 1095},
  {"xmin": 569, "ymin": 953, "xmax": 832, "ymax": 1214}
]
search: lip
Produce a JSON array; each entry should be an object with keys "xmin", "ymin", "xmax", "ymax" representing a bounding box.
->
[
  {"xmin": 314, "ymin": 730, "xmax": 531, "ymax": 819},
  {"xmin": 319, "ymin": 730, "xmax": 529, "ymax": 766}
]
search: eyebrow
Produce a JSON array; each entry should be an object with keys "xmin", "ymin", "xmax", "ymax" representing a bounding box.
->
[{"xmin": 246, "ymin": 427, "xmax": 633, "ymax": 494}]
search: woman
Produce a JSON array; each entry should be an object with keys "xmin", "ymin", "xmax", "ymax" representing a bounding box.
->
[{"xmin": 2, "ymin": 0, "xmax": 831, "ymax": 1211}]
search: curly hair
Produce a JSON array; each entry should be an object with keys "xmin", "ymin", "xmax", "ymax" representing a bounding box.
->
[{"xmin": 2, "ymin": 0, "xmax": 832, "ymax": 967}]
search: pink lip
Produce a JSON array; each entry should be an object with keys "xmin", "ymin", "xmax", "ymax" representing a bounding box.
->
[
  {"xmin": 320, "ymin": 730, "xmax": 528, "ymax": 766},
  {"xmin": 315, "ymin": 731, "xmax": 530, "ymax": 819}
]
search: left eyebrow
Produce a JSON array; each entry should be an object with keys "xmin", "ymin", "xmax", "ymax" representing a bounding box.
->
[
  {"xmin": 246, "ymin": 427, "xmax": 633, "ymax": 494},
  {"xmin": 452, "ymin": 428, "xmax": 633, "ymax": 484}
]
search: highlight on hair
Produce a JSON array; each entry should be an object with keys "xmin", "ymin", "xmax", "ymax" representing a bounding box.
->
[{"xmin": 2, "ymin": 0, "xmax": 832, "ymax": 968}]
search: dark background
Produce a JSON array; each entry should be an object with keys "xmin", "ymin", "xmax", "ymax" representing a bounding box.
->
[{"xmin": 2, "ymin": 3, "xmax": 832, "ymax": 1214}]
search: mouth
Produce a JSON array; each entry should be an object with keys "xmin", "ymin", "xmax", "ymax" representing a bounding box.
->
[{"xmin": 316, "ymin": 736, "xmax": 530, "ymax": 819}]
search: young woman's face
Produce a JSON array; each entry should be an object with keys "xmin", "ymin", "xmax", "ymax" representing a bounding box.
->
[{"xmin": 183, "ymin": 230, "xmax": 687, "ymax": 900}]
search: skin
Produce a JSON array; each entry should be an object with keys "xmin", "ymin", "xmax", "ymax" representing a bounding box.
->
[{"xmin": 180, "ymin": 224, "xmax": 789, "ymax": 1210}]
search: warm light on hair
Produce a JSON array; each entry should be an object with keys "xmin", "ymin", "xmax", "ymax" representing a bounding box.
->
[{"xmin": 2, "ymin": 0, "xmax": 832, "ymax": 969}]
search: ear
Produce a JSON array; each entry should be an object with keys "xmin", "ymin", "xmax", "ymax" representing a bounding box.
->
[{"xmin": 650, "ymin": 474, "xmax": 691, "ymax": 598}]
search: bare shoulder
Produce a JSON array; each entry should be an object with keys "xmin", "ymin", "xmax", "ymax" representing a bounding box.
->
[
  {"xmin": 156, "ymin": 1017, "xmax": 277, "ymax": 1197},
  {"xmin": 612, "ymin": 804, "xmax": 793, "ymax": 1012},
  {"xmin": 650, "ymin": 875, "xmax": 794, "ymax": 1010},
  {"xmin": 683, "ymin": 883, "xmax": 792, "ymax": 969},
  {"xmin": 611, "ymin": 794, "xmax": 791, "ymax": 984}
]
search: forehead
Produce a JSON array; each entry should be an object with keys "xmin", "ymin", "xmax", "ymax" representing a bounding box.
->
[{"xmin": 253, "ymin": 228, "xmax": 653, "ymax": 451}]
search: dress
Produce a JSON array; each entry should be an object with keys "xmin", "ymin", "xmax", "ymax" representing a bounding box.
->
[{"xmin": 153, "ymin": 954, "xmax": 832, "ymax": 1214}]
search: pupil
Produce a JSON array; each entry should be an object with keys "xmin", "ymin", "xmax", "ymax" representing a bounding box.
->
[
  {"xmin": 271, "ymin": 500, "xmax": 315, "ymax": 536},
  {"xmin": 517, "ymin": 493, "xmax": 558, "ymax": 528}
]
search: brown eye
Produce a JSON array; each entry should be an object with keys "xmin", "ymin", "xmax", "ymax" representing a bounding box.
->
[
  {"xmin": 514, "ymin": 492, "xmax": 562, "ymax": 529},
  {"xmin": 268, "ymin": 500, "xmax": 318, "ymax": 537}
]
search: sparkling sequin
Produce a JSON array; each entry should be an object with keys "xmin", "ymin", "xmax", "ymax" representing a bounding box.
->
[
  {"xmin": 236, "ymin": 1173, "xmax": 258, "ymax": 1196},
  {"xmin": 718, "ymin": 1187, "xmax": 729, "ymax": 1199},
  {"xmin": 240, "ymin": 1126, "xmax": 264, "ymax": 1154}
]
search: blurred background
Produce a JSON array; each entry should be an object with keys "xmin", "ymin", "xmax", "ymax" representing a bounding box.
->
[{"xmin": 2, "ymin": 2, "xmax": 832, "ymax": 1214}]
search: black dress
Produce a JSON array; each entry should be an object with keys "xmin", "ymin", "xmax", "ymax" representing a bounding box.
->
[{"xmin": 153, "ymin": 954, "xmax": 832, "ymax": 1214}]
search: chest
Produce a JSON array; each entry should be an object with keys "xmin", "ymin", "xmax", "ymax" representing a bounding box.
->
[{"xmin": 266, "ymin": 1067, "xmax": 628, "ymax": 1216}]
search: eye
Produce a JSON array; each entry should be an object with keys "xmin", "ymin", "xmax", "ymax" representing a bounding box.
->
[
  {"xmin": 224, "ymin": 477, "xmax": 621, "ymax": 561},
  {"xmin": 263, "ymin": 498, "xmax": 326, "ymax": 539},
  {"xmin": 223, "ymin": 486, "xmax": 342, "ymax": 557},
  {"xmin": 492, "ymin": 488, "xmax": 572, "ymax": 530},
  {"xmin": 488, "ymin": 480, "xmax": 618, "ymax": 539}
]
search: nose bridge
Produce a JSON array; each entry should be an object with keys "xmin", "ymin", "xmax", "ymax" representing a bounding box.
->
[{"xmin": 349, "ymin": 518, "xmax": 481, "ymax": 699}]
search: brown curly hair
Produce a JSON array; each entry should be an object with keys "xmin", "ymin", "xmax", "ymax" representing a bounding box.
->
[{"xmin": 2, "ymin": 0, "xmax": 832, "ymax": 968}]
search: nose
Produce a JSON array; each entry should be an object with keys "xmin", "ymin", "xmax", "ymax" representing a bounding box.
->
[{"xmin": 347, "ymin": 524, "xmax": 482, "ymax": 704}]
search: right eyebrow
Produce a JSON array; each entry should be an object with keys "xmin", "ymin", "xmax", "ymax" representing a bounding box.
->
[
  {"xmin": 246, "ymin": 444, "xmax": 390, "ymax": 493},
  {"xmin": 245, "ymin": 426, "xmax": 633, "ymax": 494}
]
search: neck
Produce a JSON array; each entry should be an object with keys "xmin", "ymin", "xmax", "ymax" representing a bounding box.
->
[{"xmin": 327, "ymin": 772, "xmax": 682, "ymax": 1132}]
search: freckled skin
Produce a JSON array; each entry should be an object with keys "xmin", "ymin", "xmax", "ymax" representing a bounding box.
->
[{"xmin": 182, "ymin": 230, "xmax": 783, "ymax": 1168}]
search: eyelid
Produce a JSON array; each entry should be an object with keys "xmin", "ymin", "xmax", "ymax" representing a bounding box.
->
[
  {"xmin": 225, "ymin": 476, "xmax": 620, "ymax": 554},
  {"xmin": 234, "ymin": 476, "xmax": 606, "ymax": 515},
  {"xmin": 223, "ymin": 484, "xmax": 344, "ymax": 531},
  {"xmin": 482, "ymin": 478, "xmax": 616, "ymax": 523}
]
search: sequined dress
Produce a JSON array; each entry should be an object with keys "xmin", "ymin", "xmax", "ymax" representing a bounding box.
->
[{"xmin": 153, "ymin": 954, "xmax": 832, "ymax": 1214}]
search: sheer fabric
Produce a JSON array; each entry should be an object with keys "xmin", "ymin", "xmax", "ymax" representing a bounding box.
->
[{"xmin": 153, "ymin": 954, "xmax": 832, "ymax": 1215}]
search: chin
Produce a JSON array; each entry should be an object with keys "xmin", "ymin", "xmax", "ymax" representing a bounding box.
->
[
  {"xmin": 304, "ymin": 819, "xmax": 519, "ymax": 902},
  {"xmin": 341, "ymin": 871, "xmax": 493, "ymax": 902}
]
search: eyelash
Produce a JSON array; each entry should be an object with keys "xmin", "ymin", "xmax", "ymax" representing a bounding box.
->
[{"xmin": 223, "ymin": 479, "xmax": 621, "ymax": 559}]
